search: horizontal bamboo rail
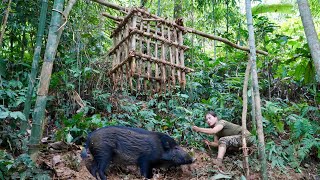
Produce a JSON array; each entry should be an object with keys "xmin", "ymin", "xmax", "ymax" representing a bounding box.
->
[{"xmin": 108, "ymin": 51, "xmax": 194, "ymax": 75}]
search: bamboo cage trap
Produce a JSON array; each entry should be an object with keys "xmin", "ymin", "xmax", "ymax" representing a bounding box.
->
[{"xmin": 107, "ymin": 8, "xmax": 194, "ymax": 94}]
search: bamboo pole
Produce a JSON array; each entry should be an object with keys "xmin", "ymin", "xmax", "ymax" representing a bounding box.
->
[
  {"xmin": 174, "ymin": 28, "xmax": 181, "ymax": 85},
  {"xmin": 242, "ymin": 57, "xmax": 251, "ymax": 178},
  {"xmin": 130, "ymin": 15, "xmax": 137, "ymax": 91},
  {"xmin": 168, "ymin": 26, "xmax": 176, "ymax": 89},
  {"xmin": 161, "ymin": 24, "xmax": 166, "ymax": 94},
  {"xmin": 22, "ymin": 0, "xmax": 49, "ymax": 132},
  {"xmin": 91, "ymin": 0, "xmax": 128, "ymax": 12},
  {"xmin": 178, "ymin": 29, "xmax": 185, "ymax": 89},
  {"xmin": 245, "ymin": 0, "xmax": 268, "ymax": 178},
  {"xmin": 185, "ymin": 27, "xmax": 268, "ymax": 55},
  {"xmin": 155, "ymin": 22, "xmax": 160, "ymax": 92},
  {"xmin": 29, "ymin": 0, "xmax": 65, "ymax": 161},
  {"xmin": 137, "ymin": 15, "xmax": 143, "ymax": 92},
  {"xmin": 101, "ymin": 12, "xmax": 123, "ymax": 22}
]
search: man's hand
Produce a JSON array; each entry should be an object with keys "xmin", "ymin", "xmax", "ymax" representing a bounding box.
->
[
  {"xmin": 203, "ymin": 139, "xmax": 210, "ymax": 146},
  {"xmin": 192, "ymin": 126, "xmax": 199, "ymax": 132},
  {"xmin": 202, "ymin": 139, "xmax": 212, "ymax": 150}
]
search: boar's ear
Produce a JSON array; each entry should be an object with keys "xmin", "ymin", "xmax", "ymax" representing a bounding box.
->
[{"xmin": 159, "ymin": 134, "xmax": 176, "ymax": 150}]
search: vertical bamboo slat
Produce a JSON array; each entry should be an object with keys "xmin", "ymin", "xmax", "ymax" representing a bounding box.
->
[
  {"xmin": 112, "ymin": 34, "xmax": 117, "ymax": 90},
  {"xmin": 178, "ymin": 30, "xmax": 185, "ymax": 89},
  {"xmin": 115, "ymin": 32, "xmax": 122, "ymax": 90},
  {"xmin": 168, "ymin": 26, "xmax": 175, "ymax": 89},
  {"xmin": 174, "ymin": 28, "xmax": 181, "ymax": 85},
  {"xmin": 161, "ymin": 24, "xmax": 166, "ymax": 93},
  {"xmin": 137, "ymin": 14, "xmax": 144, "ymax": 92},
  {"xmin": 147, "ymin": 22, "xmax": 151, "ymax": 94},
  {"xmin": 130, "ymin": 15, "xmax": 137, "ymax": 91},
  {"xmin": 155, "ymin": 22, "xmax": 160, "ymax": 92}
]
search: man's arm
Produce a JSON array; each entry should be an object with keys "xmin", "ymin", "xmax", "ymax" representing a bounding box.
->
[
  {"xmin": 192, "ymin": 124, "xmax": 223, "ymax": 134},
  {"xmin": 204, "ymin": 135, "xmax": 219, "ymax": 147}
]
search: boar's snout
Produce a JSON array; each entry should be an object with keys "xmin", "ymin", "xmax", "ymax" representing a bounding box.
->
[{"xmin": 162, "ymin": 146, "xmax": 195, "ymax": 166}]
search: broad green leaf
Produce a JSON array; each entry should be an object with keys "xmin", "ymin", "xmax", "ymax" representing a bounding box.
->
[
  {"xmin": 211, "ymin": 173, "xmax": 232, "ymax": 179},
  {"xmin": 84, "ymin": 67, "xmax": 91, "ymax": 72},
  {"xmin": 91, "ymin": 114, "xmax": 101, "ymax": 124},
  {"xmin": 9, "ymin": 111, "xmax": 26, "ymax": 121},
  {"xmin": 66, "ymin": 133, "xmax": 73, "ymax": 143},
  {"xmin": 0, "ymin": 111, "xmax": 9, "ymax": 119}
]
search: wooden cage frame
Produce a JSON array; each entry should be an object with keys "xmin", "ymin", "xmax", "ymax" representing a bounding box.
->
[{"xmin": 108, "ymin": 8, "xmax": 194, "ymax": 94}]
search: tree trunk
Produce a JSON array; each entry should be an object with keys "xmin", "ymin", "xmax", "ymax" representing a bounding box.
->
[
  {"xmin": 241, "ymin": 57, "xmax": 251, "ymax": 178},
  {"xmin": 297, "ymin": 0, "xmax": 320, "ymax": 82},
  {"xmin": 28, "ymin": 0, "xmax": 65, "ymax": 160},
  {"xmin": 212, "ymin": 0, "xmax": 217, "ymax": 61},
  {"xmin": 0, "ymin": 0, "xmax": 12, "ymax": 48},
  {"xmin": 245, "ymin": 0, "xmax": 268, "ymax": 179},
  {"xmin": 22, "ymin": 0, "xmax": 49, "ymax": 132}
]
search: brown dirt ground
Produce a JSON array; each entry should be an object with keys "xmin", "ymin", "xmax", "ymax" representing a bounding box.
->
[{"xmin": 38, "ymin": 147, "xmax": 318, "ymax": 180}]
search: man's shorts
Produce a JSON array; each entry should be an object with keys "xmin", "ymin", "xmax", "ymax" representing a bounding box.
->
[{"xmin": 218, "ymin": 134, "xmax": 255, "ymax": 148}]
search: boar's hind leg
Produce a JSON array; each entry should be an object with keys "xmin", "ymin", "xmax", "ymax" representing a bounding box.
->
[{"xmin": 138, "ymin": 157, "xmax": 153, "ymax": 179}]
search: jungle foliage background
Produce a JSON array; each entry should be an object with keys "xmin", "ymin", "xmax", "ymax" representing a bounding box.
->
[{"xmin": 0, "ymin": 0, "xmax": 319, "ymax": 179}]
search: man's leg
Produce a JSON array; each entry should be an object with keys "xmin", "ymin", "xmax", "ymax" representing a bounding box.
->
[{"xmin": 217, "ymin": 143, "xmax": 227, "ymax": 163}]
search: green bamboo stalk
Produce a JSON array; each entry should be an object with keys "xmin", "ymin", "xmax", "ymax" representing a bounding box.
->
[
  {"xmin": 245, "ymin": 0, "xmax": 268, "ymax": 179},
  {"xmin": 29, "ymin": 0, "xmax": 65, "ymax": 160},
  {"xmin": 22, "ymin": 0, "xmax": 49, "ymax": 132}
]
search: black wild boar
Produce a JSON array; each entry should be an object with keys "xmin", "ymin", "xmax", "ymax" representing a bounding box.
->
[{"xmin": 81, "ymin": 126, "xmax": 194, "ymax": 180}]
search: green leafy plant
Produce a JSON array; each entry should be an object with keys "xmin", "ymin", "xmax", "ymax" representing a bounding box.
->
[
  {"xmin": 262, "ymin": 101, "xmax": 285, "ymax": 133},
  {"xmin": 0, "ymin": 150, "xmax": 50, "ymax": 179},
  {"xmin": 56, "ymin": 113, "xmax": 105, "ymax": 143}
]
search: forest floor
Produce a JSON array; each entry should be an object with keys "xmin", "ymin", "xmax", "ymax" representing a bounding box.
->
[{"xmin": 37, "ymin": 143, "xmax": 319, "ymax": 180}]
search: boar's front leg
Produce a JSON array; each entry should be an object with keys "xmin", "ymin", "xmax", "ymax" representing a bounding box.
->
[
  {"xmin": 138, "ymin": 157, "xmax": 153, "ymax": 179},
  {"xmin": 93, "ymin": 149, "xmax": 113, "ymax": 180},
  {"xmin": 88, "ymin": 160, "xmax": 98, "ymax": 179}
]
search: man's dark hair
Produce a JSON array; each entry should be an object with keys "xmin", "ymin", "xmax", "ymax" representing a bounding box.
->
[{"xmin": 207, "ymin": 111, "xmax": 217, "ymax": 117}]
